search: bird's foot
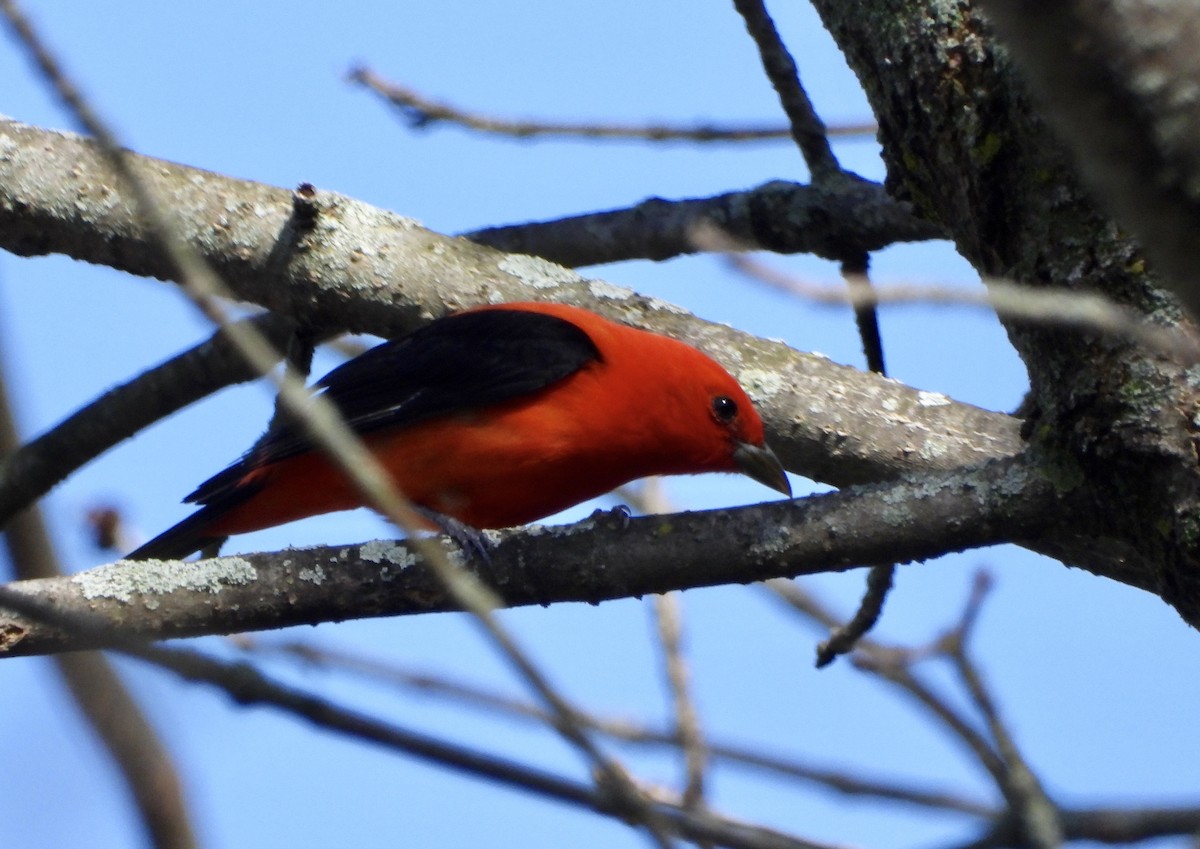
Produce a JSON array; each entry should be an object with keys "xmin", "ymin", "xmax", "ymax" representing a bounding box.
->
[{"xmin": 414, "ymin": 507, "xmax": 493, "ymax": 565}]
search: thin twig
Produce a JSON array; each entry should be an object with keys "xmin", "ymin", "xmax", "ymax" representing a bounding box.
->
[
  {"xmin": 638, "ymin": 479, "xmax": 712, "ymax": 813},
  {"xmin": 766, "ymin": 580, "xmax": 1011, "ymax": 786},
  {"xmin": 813, "ymin": 252, "xmax": 897, "ymax": 667},
  {"xmin": 654, "ymin": 593, "xmax": 710, "ymax": 813},
  {"xmin": 236, "ymin": 636, "xmax": 998, "ymax": 819},
  {"xmin": 814, "ymin": 563, "xmax": 894, "ymax": 667},
  {"xmin": 843, "ymin": 256, "xmax": 885, "ymax": 375},
  {"xmin": 265, "ymin": 322, "xmax": 320, "ymax": 433},
  {"xmin": 0, "ymin": 588, "xmax": 843, "ymax": 849},
  {"xmin": 780, "ymin": 576, "xmax": 1064, "ymax": 848},
  {"xmin": 698, "ymin": 230, "xmax": 1200, "ymax": 364},
  {"xmin": 731, "ymin": 0, "xmax": 840, "ymax": 180},
  {"xmin": 349, "ymin": 66, "xmax": 875, "ymax": 144},
  {"xmin": 464, "ymin": 178, "xmax": 943, "ymax": 268},
  {"xmin": 943, "ymin": 575, "xmax": 1063, "ymax": 849},
  {"xmin": 0, "ymin": 360, "xmax": 197, "ymax": 849},
  {"xmin": 0, "ymin": 4, "xmax": 678, "ymax": 843}
]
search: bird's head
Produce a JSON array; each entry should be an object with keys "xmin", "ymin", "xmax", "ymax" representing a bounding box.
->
[
  {"xmin": 489, "ymin": 300, "xmax": 793, "ymax": 500},
  {"xmin": 696, "ymin": 365, "xmax": 792, "ymax": 498},
  {"xmin": 634, "ymin": 333, "xmax": 792, "ymax": 499}
]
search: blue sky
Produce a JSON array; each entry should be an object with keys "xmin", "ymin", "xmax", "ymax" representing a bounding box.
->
[{"xmin": 1, "ymin": 3, "xmax": 1196, "ymax": 849}]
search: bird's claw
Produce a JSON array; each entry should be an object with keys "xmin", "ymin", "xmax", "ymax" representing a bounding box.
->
[{"xmin": 415, "ymin": 507, "xmax": 493, "ymax": 565}]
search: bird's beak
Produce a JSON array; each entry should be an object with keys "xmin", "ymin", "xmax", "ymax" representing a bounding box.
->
[{"xmin": 733, "ymin": 441, "xmax": 792, "ymax": 497}]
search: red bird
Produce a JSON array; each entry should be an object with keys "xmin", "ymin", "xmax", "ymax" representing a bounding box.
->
[{"xmin": 128, "ymin": 302, "xmax": 791, "ymax": 560}]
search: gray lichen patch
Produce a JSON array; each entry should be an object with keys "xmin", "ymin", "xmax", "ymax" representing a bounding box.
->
[
  {"xmin": 497, "ymin": 254, "xmax": 585, "ymax": 290},
  {"xmin": 297, "ymin": 566, "xmax": 327, "ymax": 585},
  {"xmin": 587, "ymin": 279, "xmax": 635, "ymax": 301},
  {"xmin": 75, "ymin": 557, "xmax": 256, "ymax": 603},
  {"xmin": 739, "ymin": 367, "xmax": 786, "ymax": 401},
  {"xmin": 358, "ymin": 539, "xmax": 420, "ymax": 569}
]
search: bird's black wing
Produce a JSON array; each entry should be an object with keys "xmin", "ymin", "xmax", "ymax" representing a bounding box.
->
[{"xmin": 185, "ymin": 308, "xmax": 600, "ymax": 505}]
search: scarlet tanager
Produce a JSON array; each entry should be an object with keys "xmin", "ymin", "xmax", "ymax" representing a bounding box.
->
[{"xmin": 127, "ymin": 302, "xmax": 791, "ymax": 560}]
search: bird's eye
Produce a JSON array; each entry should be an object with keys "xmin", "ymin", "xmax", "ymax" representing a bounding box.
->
[{"xmin": 711, "ymin": 395, "xmax": 738, "ymax": 423}]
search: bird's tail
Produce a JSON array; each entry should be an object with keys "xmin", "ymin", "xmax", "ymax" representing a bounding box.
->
[{"xmin": 124, "ymin": 504, "xmax": 228, "ymax": 561}]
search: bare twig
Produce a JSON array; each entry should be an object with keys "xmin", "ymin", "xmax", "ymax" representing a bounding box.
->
[
  {"xmin": 942, "ymin": 575, "xmax": 1063, "ymax": 849},
  {"xmin": 0, "ymin": 5, "xmax": 678, "ymax": 843},
  {"xmin": 814, "ymin": 561, "xmax": 894, "ymax": 668},
  {"xmin": 1057, "ymin": 805, "xmax": 1200, "ymax": 845},
  {"xmin": 813, "ymin": 252, "xmax": 897, "ymax": 667},
  {"xmin": 701, "ymin": 234, "xmax": 1200, "ymax": 364},
  {"xmin": 237, "ymin": 636, "xmax": 998, "ymax": 819},
  {"xmin": 0, "ymin": 358, "xmax": 197, "ymax": 849},
  {"xmin": 766, "ymin": 580, "xmax": 1011, "ymax": 785},
  {"xmin": 0, "ymin": 313, "xmax": 298, "ymax": 527},
  {"xmin": 243, "ymin": 620, "xmax": 1200, "ymax": 847},
  {"xmin": 842, "ymin": 256, "xmax": 884, "ymax": 375},
  {"xmin": 0, "ymin": 587, "xmax": 843, "ymax": 849},
  {"xmin": 349, "ymin": 66, "xmax": 875, "ymax": 144},
  {"xmin": 960, "ymin": 804, "xmax": 1200, "ymax": 849},
  {"xmin": 771, "ymin": 577, "xmax": 1067, "ymax": 848},
  {"xmin": 265, "ymin": 321, "xmax": 321, "ymax": 432},
  {"xmin": 731, "ymin": 0, "xmax": 840, "ymax": 180},
  {"xmin": 636, "ymin": 480, "xmax": 712, "ymax": 813},
  {"xmin": 654, "ymin": 593, "xmax": 710, "ymax": 812}
]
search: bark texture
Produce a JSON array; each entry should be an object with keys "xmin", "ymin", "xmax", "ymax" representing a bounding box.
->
[{"xmin": 811, "ymin": 0, "xmax": 1200, "ymax": 625}]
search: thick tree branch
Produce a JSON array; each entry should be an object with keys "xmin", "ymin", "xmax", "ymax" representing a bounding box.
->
[
  {"xmin": 1, "ymin": 115, "xmax": 1187, "ymax": 612},
  {"xmin": 0, "ymin": 117, "xmax": 1019, "ymax": 492},
  {"xmin": 807, "ymin": 0, "xmax": 1200, "ymax": 631},
  {"xmin": 463, "ymin": 177, "xmax": 943, "ymax": 268},
  {"xmin": 0, "ymin": 454, "xmax": 1065, "ymax": 657},
  {"xmin": 978, "ymin": 0, "xmax": 1200, "ymax": 323}
]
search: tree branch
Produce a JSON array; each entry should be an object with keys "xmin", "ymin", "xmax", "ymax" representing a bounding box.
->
[
  {"xmin": 0, "ymin": 454, "xmax": 1063, "ymax": 657},
  {"xmin": 348, "ymin": 66, "xmax": 876, "ymax": 144},
  {"xmin": 732, "ymin": 0, "xmax": 840, "ymax": 180},
  {"xmin": 238, "ymin": 636, "xmax": 1000, "ymax": 819},
  {"xmin": 0, "ymin": 313, "xmax": 298, "ymax": 526},
  {"xmin": 0, "ymin": 117, "xmax": 1019, "ymax": 491},
  {"xmin": 653, "ymin": 592, "xmax": 709, "ymax": 811},
  {"xmin": 0, "ymin": 351, "xmax": 197, "ymax": 849},
  {"xmin": 463, "ymin": 177, "xmax": 943, "ymax": 268},
  {"xmin": 944, "ymin": 575, "xmax": 1062, "ymax": 849},
  {"xmin": 806, "ymin": 0, "xmax": 1200, "ymax": 632},
  {"xmin": 769, "ymin": 581, "xmax": 1011, "ymax": 785},
  {"xmin": 978, "ymin": 0, "xmax": 1200, "ymax": 322},
  {"xmin": 0, "ymin": 588, "xmax": 842, "ymax": 849},
  {"xmin": 0, "ymin": 11, "xmax": 682, "ymax": 834}
]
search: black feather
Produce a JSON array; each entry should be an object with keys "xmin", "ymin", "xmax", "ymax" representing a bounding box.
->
[
  {"xmin": 184, "ymin": 308, "xmax": 600, "ymax": 507},
  {"xmin": 124, "ymin": 502, "xmax": 238, "ymax": 560}
]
